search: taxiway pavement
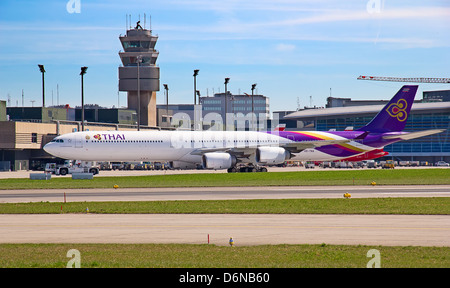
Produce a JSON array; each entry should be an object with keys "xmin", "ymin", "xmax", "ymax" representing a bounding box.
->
[
  {"xmin": 1, "ymin": 185, "xmax": 449, "ymax": 203},
  {"xmin": 0, "ymin": 213, "xmax": 448, "ymax": 247}
]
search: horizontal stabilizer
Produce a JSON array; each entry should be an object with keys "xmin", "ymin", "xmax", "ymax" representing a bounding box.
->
[{"xmin": 382, "ymin": 129, "xmax": 445, "ymax": 141}]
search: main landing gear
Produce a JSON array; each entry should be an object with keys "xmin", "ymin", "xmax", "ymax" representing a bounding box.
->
[{"xmin": 227, "ymin": 165, "xmax": 268, "ymax": 173}]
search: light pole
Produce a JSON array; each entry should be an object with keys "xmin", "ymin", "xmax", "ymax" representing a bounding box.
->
[
  {"xmin": 163, "ymin": 84, "xmax": 169, "ymax": 126},
  {"xmin": 80, "ymin": 66, "xmax": 88, "ymax": 131},
  {"xmin": 193, "ymin": 69, "xmax": 199, "ymax": 105},
  {"xmin": 251, "ymin": 83, "xmax": 257, "ymax": 130},
  {"xmin": 38, "ymin": 65, "xmax": 45, "ymax": 107},
  {"xmin": 224, "ymin": 77, "xmax": 230, "ymax": 131}
]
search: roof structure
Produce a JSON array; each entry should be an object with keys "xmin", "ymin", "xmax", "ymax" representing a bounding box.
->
[{"xmin": 284, "ymin": 102, "xmax": 450, "ymax": 120}]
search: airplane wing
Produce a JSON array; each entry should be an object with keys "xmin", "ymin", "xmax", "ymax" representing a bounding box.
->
[
  {"xmin": 190, "ymin": 146, "xmax": 258, "ymax": 158},
  {"xmin": 282, "ymin": 139, "xmax": 352, "ymax": 153},
  {"xmin": 382, "ymin": 129, "xmax": 445, "ymax": 141},
  {"xmin": 190, "ymin": 139, "xmax": 353, "ymax": 155}
]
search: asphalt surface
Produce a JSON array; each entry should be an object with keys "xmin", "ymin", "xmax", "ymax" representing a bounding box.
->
[
  {"xmin": 1, "ymin": 185, "xmax": 450, "ymax": 203},
  {"xmin": 0, "ymin": 214, "xmax": 448, "ymax": 247}
]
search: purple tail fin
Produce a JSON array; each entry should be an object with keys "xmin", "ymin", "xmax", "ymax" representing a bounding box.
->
[{"xmin": 358, "ymin": 85, "xmax": 418, "ymax": 133}]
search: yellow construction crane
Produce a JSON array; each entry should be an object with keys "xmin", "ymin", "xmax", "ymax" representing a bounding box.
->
[{"xmin": 357, "ymin": 75, "xmax": 450, "ymax": 83}]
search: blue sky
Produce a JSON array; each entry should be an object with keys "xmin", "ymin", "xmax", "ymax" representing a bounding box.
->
[{"xmin": 0, "ymin": 0, "xmax": 449, "ymax": 113}]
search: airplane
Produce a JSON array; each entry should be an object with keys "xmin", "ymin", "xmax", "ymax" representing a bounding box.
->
[{"xmin": 44, "ymin": 85, "xmax": 445, "ymax": 172}]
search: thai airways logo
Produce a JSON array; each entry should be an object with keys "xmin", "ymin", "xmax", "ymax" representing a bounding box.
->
[
  {"xmin": 386, "ymin": 99, "xmax": 408, "ymax": 122},
  {"xmin": 92, "ymin": 133, "xmax": 126, "ymax": 141}
]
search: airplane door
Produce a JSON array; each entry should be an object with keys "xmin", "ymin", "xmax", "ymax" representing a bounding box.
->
[{"xmin": 75, "ymin": 133, "xmax": 83, "ymax": 148}]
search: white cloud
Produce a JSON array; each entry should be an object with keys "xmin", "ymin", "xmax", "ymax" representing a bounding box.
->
[{"xmin": 275, "ymin": 43, "xmax": 296, "ymax": 51}]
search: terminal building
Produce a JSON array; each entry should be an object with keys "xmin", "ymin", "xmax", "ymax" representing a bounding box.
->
[
  {"xmin": 200, "ymin": 92, "xmax": 270, "ymax": 130},
  {"xmin": 284, "ymin": 90, "xmax": 450, "ymax": 163},
  {"xmin": 156, "ymin": 93, "xmax": 271, "ymax": 131}
]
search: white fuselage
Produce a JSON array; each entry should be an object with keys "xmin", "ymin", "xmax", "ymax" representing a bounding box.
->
[{"xmin": 43, "ymin": 130, "xmax": 366, "ymax": 163}]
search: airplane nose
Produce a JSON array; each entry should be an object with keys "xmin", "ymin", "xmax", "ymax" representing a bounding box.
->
[{"xmin": 43, "ymin": 143, "xmax": 55, "ymax": 155}]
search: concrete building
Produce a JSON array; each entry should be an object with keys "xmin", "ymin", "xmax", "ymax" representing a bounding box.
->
[
  {"xmin": 0, "ymin": 100, "xmax": 6, "ymax": 121},
  {"xmin": 156, "ymin": 104, "xmax": 204, "ymax": 130},
  {"xmin": 200, "ymin": 93, "xmax": 270, "ymax": 130},
  {"xmin": 74, "ymin": 106, "xmax": 136, "ymax": 125},
  {"xmin": 7, "ymin": 106, "xmax": 73, "ymax": 123},
  {"xmin": 423, "ymin": 89, "xmax": 450, "ymax": 102},
  {"xmin": 118, "ymin": 22, "xmax": 160, "ymax": 127},
  {"xmin": 326, "ymin": 97, "xmax": 390, "ymax": 108}
]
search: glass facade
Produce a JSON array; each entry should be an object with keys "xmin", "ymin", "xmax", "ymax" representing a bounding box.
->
[{"xmin": 386, "ymin": 112, "xmax": 450, "ymax": 154}]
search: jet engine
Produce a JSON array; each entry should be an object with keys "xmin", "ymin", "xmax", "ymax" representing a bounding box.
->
[
  {"xmin": 202, "ymin": 152, "xmax": 237, "ymax": 170},
  {"xmin": 256, "ymin": 147, "xmax": 291, "ymax": 164}
]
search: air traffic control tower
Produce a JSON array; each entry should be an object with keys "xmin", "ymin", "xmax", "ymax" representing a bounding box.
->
[{"xmin": 118, "ymin": 21, "xmax": 160, "ymax": 127}]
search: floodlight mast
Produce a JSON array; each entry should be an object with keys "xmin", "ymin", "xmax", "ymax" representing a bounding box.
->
[
  {"xmin": 224, "ymin": 78, "xmax": 230, "ymax": 131},
  {"xmin": 193, "ymin": 69, "xmax": 199, "ymax": 105},
  {"xmin": 163, "ymin": 84, "xmax": 169, "ymax": 126},
  {"xmin": 251, "ymin": 83, "xmax": 257, "ymax": 130},
  {"xmin": 80, "ymin": 66, "xmax": 88, "ymax": 131},
  {"xmin": 38, "ymin": 65, "xmax": 46, "ymax": 107}
]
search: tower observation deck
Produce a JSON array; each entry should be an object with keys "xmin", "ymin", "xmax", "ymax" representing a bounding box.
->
[{"xmin": 118, "ymin": 21, "xmax": 160, "ymax": 127}]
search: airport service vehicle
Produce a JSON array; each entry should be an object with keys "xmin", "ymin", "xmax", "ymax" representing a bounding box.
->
[
  {"xmin": 435, "ymin": 161, "xmax": 449, "ymax": 167},
  {"xmin": 382, "ymin": 160, "xmax": 395, "ymax": 169},
  {"xmin": 45, "ymin": 160, "xmax": 99, "ymax": 176},
  {"xmin": 44, "ymin": 85, "xmax": 445, "ymax": 173},
  {"xmin": 365, "ymin": 160, "xmax": 378, "ymax": 168}
]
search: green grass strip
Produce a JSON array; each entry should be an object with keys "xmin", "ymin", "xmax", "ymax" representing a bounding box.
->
[
  {"xmin": 1, "ymin": 198, "xmax": 448, "ymax": 215},
  {"xmin": 0, "ymin": 243, "xmax": 448, "ymax": 268},
  {"xmin": 1, "ymin": 169, "xmax": 449, "ymax": 190}
]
